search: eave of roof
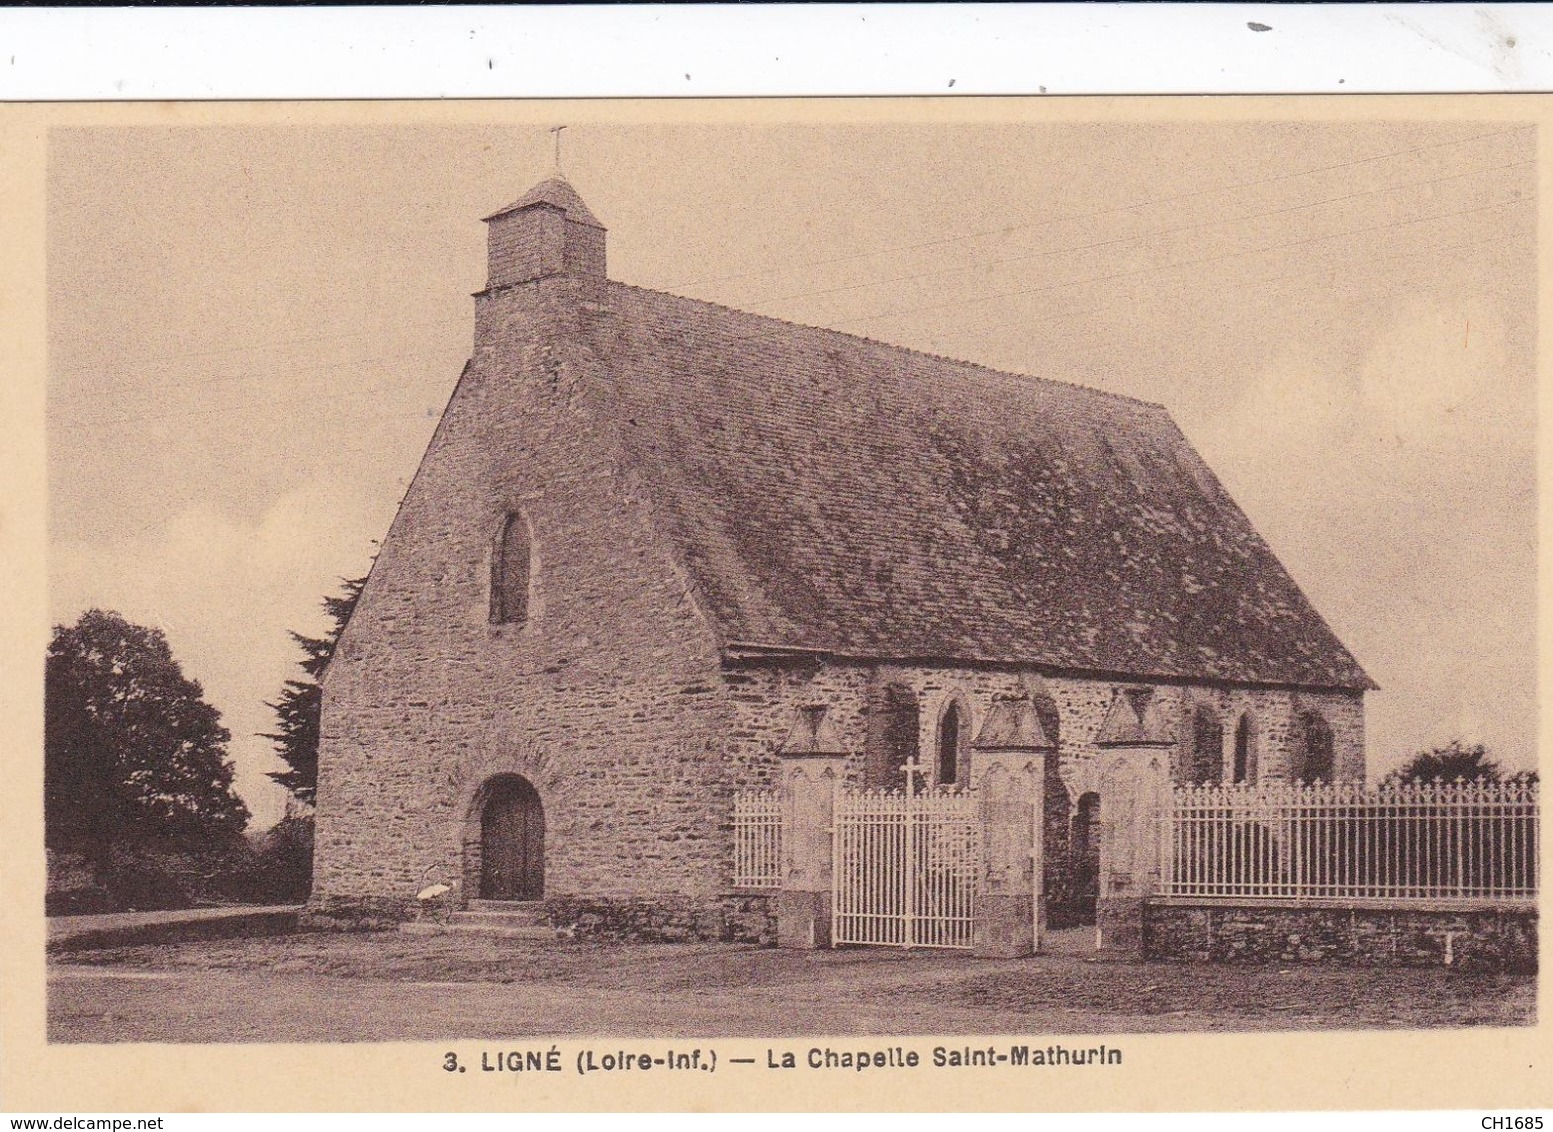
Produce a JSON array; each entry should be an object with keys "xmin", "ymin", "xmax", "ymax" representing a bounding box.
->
[{"xmin": 720, "ymin": 641, "xmax": 1375, "ymax": 694}]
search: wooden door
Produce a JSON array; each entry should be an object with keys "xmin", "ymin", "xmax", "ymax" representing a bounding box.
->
[{"xmin": 480, "ymin": 777, "xmax": 544, "ymax": 900}]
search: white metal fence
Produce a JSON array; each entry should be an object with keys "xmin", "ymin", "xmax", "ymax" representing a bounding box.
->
[
  {"xmin": 732, "ymin": 790, "xmax": 783, "ymax": 889},
  {"xmin": 1161, "ymin": 779, "xmax": 1539, "ymax": 902},
  {"xmin": 832, "ymin": 787, "xmax": 979, "ymax": 949}
]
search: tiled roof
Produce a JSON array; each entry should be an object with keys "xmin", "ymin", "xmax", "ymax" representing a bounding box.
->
[
  {"xmin": 484, "ymin": 175, "xmax": 606, "ymax": 229},
  {"xmin": 563, "ymin": 281, "xmax": 1374, "ymax": 691}
]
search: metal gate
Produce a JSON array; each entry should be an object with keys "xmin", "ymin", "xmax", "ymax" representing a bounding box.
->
[{"xmin": 832, "ymin": 787, "xmax": 979, "ymax": 949}]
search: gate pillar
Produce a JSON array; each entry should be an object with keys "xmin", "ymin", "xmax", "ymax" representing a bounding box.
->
[
  {"xmin": 1093, "ymin": 687, "xmax": 1175, "ymax": 957},
  {"xmin": 775, "ymin": 705, "xmax": 848, "ymax": 950},
  {"xmin": 971, "ymin": 696, "xmax": 1055, "ymax": 958}
]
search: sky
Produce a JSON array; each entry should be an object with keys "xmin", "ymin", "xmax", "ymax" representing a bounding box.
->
[{"xmin": 46, "ymin": 113, "xmax": 1537, "ymax": 828}]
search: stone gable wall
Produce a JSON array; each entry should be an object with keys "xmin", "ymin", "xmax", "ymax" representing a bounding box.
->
[{"xmin": 313, "ymin": 277, "xmax": 734, "ymax": 916}]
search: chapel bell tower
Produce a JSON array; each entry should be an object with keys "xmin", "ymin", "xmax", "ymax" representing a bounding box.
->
[{"xmin": 482, "ymin": 175, "xmax": 607, "ymax": 290}]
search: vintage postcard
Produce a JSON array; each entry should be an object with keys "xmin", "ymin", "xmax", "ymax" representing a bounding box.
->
[{"xmin": 0, "ymin": 96, "xmax": 1547, "ymax": 1112}]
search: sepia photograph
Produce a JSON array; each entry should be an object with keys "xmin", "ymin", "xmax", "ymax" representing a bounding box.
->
[{"xmin": 5, "ymin": 94, "xmax": 1545, "ymax": 1112}]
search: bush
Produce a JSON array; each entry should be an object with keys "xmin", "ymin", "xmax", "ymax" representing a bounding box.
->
[
  {"xmin": 100, "ymin": 843, "xmax": 195, "ymax": 911},
  {"xmin": 221, "ymin": 815, "xmax": 314, "ymax": 905},
  {"xmin": 47, "ymin": 843, "xmax": 206, "ymax": 915},
  {"xmin": 46, "ymin": 821, "xmax": 314, "ymax": 915}
]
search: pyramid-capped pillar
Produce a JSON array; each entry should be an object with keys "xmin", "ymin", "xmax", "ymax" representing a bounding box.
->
[
  {"xmin": 482, "ymin": 175, "xmax": 607, "ymax": 290},
  {"xmin": 973, "ymin": 694, "xmax": 1056, "ymax": 753},
  {"xmin": 1092, "ymin": 686, "xmax": 1175, "ymax": 959},
  {"xmin": 970, "ymin": 695, "xmax": 1053, "ymax": 959},
  {"xmin": 775, "ymin": 704, "xmax": 849, "ymax": 950},
  {"xmin": 778, "ymin": 704, "xmax": 848, "ymax": 757},
  {"xmin": 1095, "ymin": 686, "xmax": 1175, "ymax": 748}
]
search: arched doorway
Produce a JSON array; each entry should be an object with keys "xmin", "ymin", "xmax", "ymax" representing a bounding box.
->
[{"xmin": 478, "ymin": 775, "xmax": 545, "ymax": 900}]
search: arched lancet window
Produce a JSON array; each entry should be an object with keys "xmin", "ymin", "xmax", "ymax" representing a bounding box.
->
[
  {"xmin": 1191, "ymin": 705, "xmax": 1224, "ymax": 784},
  {"xmin": 1232, "ymin": 713, "xmax": 1258, "ymax": 783},
  {"xmin": 1298, "ymin": 710, "xmax": 1334, "ymax": 784},
  {"xmin": 866, "ymin": 683, "xmax": 919, "ymax": 791},
  {"xmin": 936, "ymin": 701, "xmax": 963, "ymax": 787},
  {"xmin": 491, "ymin": 512, "xmax": 531, "ymax": 626}
]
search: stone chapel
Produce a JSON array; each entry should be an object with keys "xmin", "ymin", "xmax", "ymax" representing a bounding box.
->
[{"xmin": 309, "ymin": 175, "xmax": 1373, "ymax": 939}]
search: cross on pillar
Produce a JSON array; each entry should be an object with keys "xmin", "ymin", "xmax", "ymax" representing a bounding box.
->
[{"xmin": 903, "ymin": 755, "xmax": 931, "ymax": 794}]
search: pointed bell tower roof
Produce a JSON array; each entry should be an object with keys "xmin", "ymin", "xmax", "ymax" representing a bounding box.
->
[{"xmin": 484, "ymin": 175, "xmax": 606, "ymax": 230}]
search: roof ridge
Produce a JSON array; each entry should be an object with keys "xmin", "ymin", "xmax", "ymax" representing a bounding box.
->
[{"xmin": 604, "ymin": 280, "xmax": 1166, "ymax": 412}]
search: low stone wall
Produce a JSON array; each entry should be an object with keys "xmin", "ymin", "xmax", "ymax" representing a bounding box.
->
[
  {"xmin": 49, "ymin": 907, "xmax": 302, "ymax": 954},
  {"xmin": 1143, "ymin": 899, "xmax": 1537, "ymax": 972},
  {"xmin": 302, "ymin": 891, "xmax": 777, "ymax": 943},
  {"xmin": 545, "ymin": 894, "xmax": 776, "ymax": 945}
]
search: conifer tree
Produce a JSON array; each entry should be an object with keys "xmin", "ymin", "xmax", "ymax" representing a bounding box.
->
[{"xmin": 265, "ymin": 577, "xmax": 366, "ymax": 805}]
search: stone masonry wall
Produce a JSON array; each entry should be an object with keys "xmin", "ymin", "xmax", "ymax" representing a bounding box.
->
[
  {"xmin": 1155, "ymin": 685, "xmax": 1364, "ymax": 786},
  {"xmin": 1144, "ymin": 900, "xmax": 1537, "ymax": 972},
  {"xmin": 1300, "ymin": 689, "xmax": 1366, "ymax": 782},
  {"xmin": 313, "ymin": 275, "xmax": 738, "ymax": 916},
  {"xmin": 721, "ymin": 661, "xmax": 1366, "ymax": 925}
]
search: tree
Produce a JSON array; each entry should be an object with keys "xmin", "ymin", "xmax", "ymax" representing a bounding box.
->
[
  {"xmin": 265, "ymin": 576, "xmax": 365, "ymax": 805},
  {"xmin": 1384, "ymin": 740, "xmax": 1502, "ymax": 785},
  {"xmin": 45, "ymin": 610, "xmax": 250, "ymax": 863}
]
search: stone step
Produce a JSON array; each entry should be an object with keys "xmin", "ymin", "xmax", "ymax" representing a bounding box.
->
[
  {"xmin": 398, "ymin": 898, "xmax": 553, "ymax": 940},
  {"xmin": 457, "ymin": 905, "xmax": 548, "ymax": 927},
  {"xmin": 467, "ymin": 899, "xmax": 546, "ymax": 916}
]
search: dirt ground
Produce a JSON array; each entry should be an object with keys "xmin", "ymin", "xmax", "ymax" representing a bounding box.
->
[{"xmin": 48, "ymin": 927, "xmax": 1535, "ymax": 1043}]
